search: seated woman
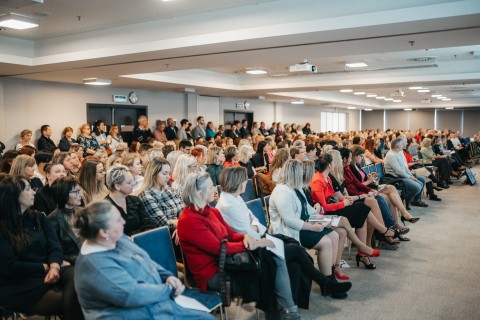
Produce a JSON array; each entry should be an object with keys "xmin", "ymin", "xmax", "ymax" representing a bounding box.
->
[
  {"xmin": 205, "ymin": 146, "xmax": 224, "ymax": 185},
  {"xmin": 177, "ymin": 172, "xmax": 303, "ymax": 318},
  {"xmin": 73, "ymin": 201, "xmax": 214, "ymax": 320},
  {"xmin": 223, "ymin": 145, "xmax": 239, "ymax": 168},
  {"xmin": 16, "ymin": 129, "xmax": 36, "ymax": 151},
  {"xmin": 106, "ymin": 124, "xmax": 124, "ymax": 154},
  {"xmin": 52, "ymin": 151, "xmax": 76, "ymax": 178},
  {"xmin": 78, "ymin": 159, "xmax": 108, "ymax": 204},
  {"xmin": 172, "ymin": 154, "xmax": 197, "ymax": 196},
  {"xmin": 9, "ymin": 154, "xmax": 44, "ymax": 190},
  {"xmin": 92, "ymin": 120, "xmax": 110, "ymax": 151},
  {"xmin": 191, "ymin": 147, "xmax": 206, "ymax": 173},
  {"xmin": 59, "ymin": 127, "xmax": 76, "ymax": 152},
  {"xmin": 33, "ymin": 163, "xmax": 67, "ymax": 215},
  {"xmin": 93, "ymin": 149, "xmax": 109, "ymax": 166},
  {"xmin": 302, "ymin": 160, "xmax": 380, "ymax": 277},
  {"xmin": 49, "ymin": 176, "xmax": 83, "ymax": 264},
  {"xmin": 0, "ymin": 176, "xmax": 82, "ymax": 320},
  {"xmin": 269, "ymin": 148, "xmax": 290, "ymax": 184},
  {"xmin": 217, "ymin": 166, "xmax": 351, "ymax": 302},
  {"xmin": 122, "ymin": 153, "xmax": 143, "ymax": 195},
  {"xmin": 251, "ymin": 141, "xmax": 270, "ymax": 172},
  {"xmin": 311, "ymin": 154, "xmax": 398, "ymax": 267},
  {"xmin": 77, "ymin": 124, "xmax": 100, "ymax": 157},
  {"xmin": 421, "ymin": 138, "xmax": 459, "ymax": 185},
  {"xmin": 363, "ymin": 138, "xmax": 383, "ymax": 165},
  {"xmin": 338, "ymin": 148, "xmax": 415, "ymax": 243},
  {"xmin": 105, "ymin": 165, "xmax": 155, "ymax": 236},
  {"xmin": 238, "ymin": 144, "xmax": 261, "ymax": 178},
  {"xmin": 139, "ymin": 158, "xmax": 184, "ymax": 230}
]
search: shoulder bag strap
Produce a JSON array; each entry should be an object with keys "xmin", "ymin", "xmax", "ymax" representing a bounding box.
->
[{"xmin": 219, "ymin": 239, "xmax": 231, "ymax": 306}]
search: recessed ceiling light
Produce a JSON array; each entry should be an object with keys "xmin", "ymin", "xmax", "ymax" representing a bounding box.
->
[
  {"xmin": 340, "ymin": 89, "xmax": 353, "ymax": 93},
  {"xmin": 347, "ymin": 106, "xmax": 357, "ymax": 109},
  {"xmin": 418, "ymin": 89, "xmax": 430, "ymax": 93},
  {"xmin": 404, "ymin": 108, "xmax": 412, "ymax": 111},
  {"xmin": 353, "ymin": 91, "xmax": 366, "ymax": 95},
  {"xmin": 393, "ymin": 99, "xmax": 402, "ymax": 103},
  {"xmin": 366, "ymin": 93, "xmax": 377, "ymax": 98},
  {"xmin": 346, "ymin": 62, "xmax": 368, "ymax": 68},
  {"xmin": 0, "ymin": 13, "xmax": 39, "ymax": 30},
  {"xmin": 291, "ymin": 100, "xmax": 304, "ymax": 105},
  {"xmin": 436, "ymin": 96, "xmax": 446, "ymax": 99},
  {"xmin": 445, "ymin": 107, "xmax": 454, "ymax": 109},
  {"xmin": 83, "ymin": 78, "xmax": 112, "ymax": 86},
  {"xmin": 246, "ymin": 69, "xmax": 268, "ymax": 75},
  {"xmin": 384, "ymin": 98, "xmax": 394, "ymax": 101},
  {"xmin": 431, "ymin": 94, "xmax": 442, "ymax": 97},
  {"xmin": 409, "ymin": 87, "xmax": 422, "ymax": 90},
  {"xmin": 442, "ymin": 98, "xmax": 452, "ymax": 101},
  {"xmin": 375, "ymin": 96, "xmax": 386, "ymax": 100},
  {"xmin": 364, "ymin": 108, "xmax": 373, "ymax": 111}
]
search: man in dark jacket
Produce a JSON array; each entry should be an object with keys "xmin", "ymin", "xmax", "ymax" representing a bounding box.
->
[
  {"xmin": 132, "ymin": 115, "xmax": 154, "ymax": 143},
  {"xmin": 37, "ymin": 124, "xmax": 57, "ymax": 153},
  {"xmin": 165, "ymin": 118, "xmax": 178, "ymax": 141},
  {"xmin": 239, "ymin": 119, "xmax": 250, "ymax": 138}
]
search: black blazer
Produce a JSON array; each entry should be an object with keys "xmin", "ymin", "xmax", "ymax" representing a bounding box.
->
[
  {"xmin": 165, "ymin": 126, "xmax": 178, "ymax": 141},
  {"xmin": 37, "ymin": 135, "xmax": 57, "ymax": 153},
  {"xmin": 251, "ymin": 153, "xmax": 269, "ymax": 171},
  {"xmin": 33, "ymin": 184, "xmax": 57, "ymax": 216},
  {"xmin": 239, "ymin": 127, "xmax": 250, "ymax": 138},
  {"xmin": 58, "ymin": 137, "xmax": 76, "ymax": 152},
  {"xmin": 48, "ymin": 208, "xmax": 82, "ymax": 264}
]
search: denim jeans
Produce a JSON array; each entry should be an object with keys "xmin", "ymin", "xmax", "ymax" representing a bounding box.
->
[
  {"xmin": 401, "ymin": 175, "xmax": 425, "ymax": 204},
  {"xmin": 273, "ymin": 255, "xmax": 295, "ymax": 309},
  {"xmin": 375, "ymin": 195, "xmax": 396, "ymax": 228}
]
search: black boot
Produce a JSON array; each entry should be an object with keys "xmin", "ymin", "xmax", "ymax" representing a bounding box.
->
[{"xmin": 316, "ymin": 273, "xmax": 351, "ymax": 299}]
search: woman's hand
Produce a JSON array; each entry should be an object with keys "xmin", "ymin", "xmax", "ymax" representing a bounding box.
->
[
  {"xmin": 166, "ymin": 276, "xmax": 185, "ymax": 297},
  {"xmin": 243, "ymin": 234, "xmax": 257, "ymax": 250},
  {"xmin": 343, "ymin": 197, "xmax": 353, "ymax": 206},
  {"xmin": 314, "ymin": 203, "xmax": 324, "ymax": 214},
  {"xmin": 44, "ymin": 267, "xmax": 60, "ymax": 284},
  {"xmin": 310, "ymin": 222, "xmax": 325, "ymax": 232},
  {"xmin": 257, "ymin": 238, "xmax": 275, "ymax": 248},
  {"xmin": 171, "ymin": 229, "xmax": 180, "ymax": 245},
  {"xmin": 61, "ymin": 261, "xmax": 71, "ymax": 267}
]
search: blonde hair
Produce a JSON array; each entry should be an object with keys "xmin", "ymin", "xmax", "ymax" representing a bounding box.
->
[
  {"xmin": 9, "ymin": 155, "xmax": 35, "ymax": 178},
  {"xmin": 206, "ymin": 146, "xmax": 222, "ymax": 165},
  {"xmin": 172, "ymin": 154, "xmax": 197, "ymax": 188},
  {"xmin": 421, "ymin": 138, "xmax": 431, "ymax": 148},
  {"xmin": 143, "ymin": 148, "xmax": 164, "ymax": 165},
  {"xmin": 106, "ymin": 154, "xmax": 123, "ymax": 170},
  {"xmin": 302, "ymin": 160, "xmax": 315, "ymax": 187},
  {"xmin": 283, "ymin": 159, "xmax": 304, "ymax": 190},
  {"xmin": 122, "ymin": 153, "xmax": 140, "ymax": 168},
  {"xmin": 166, "ymin": 151, "xmax": 183, "ymax": 172},
  {"xmin": 238, "ymin": 145, "xmax": 254, "ymax": 163},
  {"xmin": 106, "ymin": 164, "xmax": 131, "ymax": 192},
  {"xmin": 78, "ymin": 124, "xmax": 90, "ymax": 137},
  {"xmin": 326, "ymin": 149, "xmax": 344, "ymax": 184},
  {"xmin": 139, "ymin": 158, "xmax": 171, "ymax": 194},
  {"xmin": 182, "ymin": 172, "xmax": 212, "ymax": 210},
  {"xmin": 270, "ymin": 148, "xmax": 290, "ymax": 174},
  {"xmin": 238, "ymin": 139, "xmax": 250, "ymax": 149}
]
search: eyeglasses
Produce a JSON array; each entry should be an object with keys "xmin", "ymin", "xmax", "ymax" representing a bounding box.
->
[{"xmin": 69, "ymin": 189, "xmax": 81, "ymax": 195}]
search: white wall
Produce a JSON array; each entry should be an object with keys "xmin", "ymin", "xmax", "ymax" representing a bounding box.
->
[{"xmin": 219, "ymin": 97, "xmax": 275, "ymax": 126}]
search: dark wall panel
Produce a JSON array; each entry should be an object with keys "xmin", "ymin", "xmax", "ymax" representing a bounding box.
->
[
  {"xmin": 463, "ymin": 109, "xmax": 480, "ymax": 137},
  {"xmin": 437, "ymin": 110, "xmax": 462, "ymax": 132},
  {"xmin": 409, "ymin": 110, "xmax": 435, "ymax": 131},
  {"xmin": 362, "ymin": 110, "xmax": 384, "ymax": 131}
]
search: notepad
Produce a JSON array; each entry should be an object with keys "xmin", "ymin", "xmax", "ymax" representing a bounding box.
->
[
  {"xmin": 309, "ymin": 215, "xmax": 341, "ymax": 227},
  {"xmin": 266, "ymin": 234, "xmax": 285, "ymax": 260},
  {"xmin": 174, "ymin": 295, "xmax": 210, "ymax": 312}
]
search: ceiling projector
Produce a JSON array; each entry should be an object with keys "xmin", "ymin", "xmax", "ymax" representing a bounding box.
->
[
  {"xmin": 289, "ymin": 60, "xmax": 317, "ymax": 73},
  {"xmin": 391, "ymin": 89, "xmax": 405, "ymax": 97}
]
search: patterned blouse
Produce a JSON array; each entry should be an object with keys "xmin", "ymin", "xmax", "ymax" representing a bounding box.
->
[
  {"xmin": 138, "ymin": 186, "xmax": 185, "ymax": 229},
  {"xmin": 77, "ymin": 135, "xmax": 100, "ymax": 157}
]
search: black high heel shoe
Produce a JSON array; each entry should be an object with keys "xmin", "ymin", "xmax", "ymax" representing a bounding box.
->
[
  {"xmin": 356, "ymin": 254, "xmax": 376, "ymax": 270},
  {"xmin": 401, "ymin": 216, "xmax": 420, "ymax": 226}
]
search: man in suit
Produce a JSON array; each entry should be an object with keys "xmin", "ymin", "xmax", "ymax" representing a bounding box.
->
[
  {"xmin": 132, "ymin": 115, "xmax": 154, "ymax": 143},
  {"xmin": 37, "ymin": 124, "xmax": 57, "ymax": 153},
  {"xmin": 268, "ymin": 122, "xmax": 277, "ymax": 136},
  {"xmin": 239, "ymin": 119, "xmax": 250, "ymax": 138},
  {"xmin": 259, "ymin": 122, "xmax": 268, "ymax": 136},
  {"xmin": 191, "ymin": 116, "xmax": 206, "ymax": 140},
  {"xmin": 165, "ymin": 118, "xmax": 178, "ymax": 141},
  {"xmin": 225, "ymin": 123, "xmax": 239, "ymax": 139}
]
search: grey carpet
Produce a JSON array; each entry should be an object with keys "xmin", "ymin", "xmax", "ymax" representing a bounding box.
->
[{"xmin": 225, "ymin": 166, "xmax": 480, "ymax": 320}]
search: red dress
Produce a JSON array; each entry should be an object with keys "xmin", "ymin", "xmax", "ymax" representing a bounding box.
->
[{"xmin": 177, "ymin": 204, "xmax": 246, "ymax": 292}]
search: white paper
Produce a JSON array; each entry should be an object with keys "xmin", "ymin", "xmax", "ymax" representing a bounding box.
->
[
  {"xmin": 256, "ymin": 223, "xmax": 267, "ymax": 236},
  {"xmin": 266, "ymin": 234, "xmax": 285, "ymax": 260},
  {"xmin": 309, "ymin": 215, "xmax": 340, "ymax": 227},
  {"xmin": 174, "ymin": 294, "xmax": 210, "ymax": 312}
]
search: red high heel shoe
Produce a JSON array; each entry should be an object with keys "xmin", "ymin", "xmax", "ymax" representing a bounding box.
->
[
  {"xmin": 357, "ymin": 249, "xmax": 381, "ymax": 257},
  {"xmin": 333, "ymin": 265, "xmax": 350, "ymax": 280}
]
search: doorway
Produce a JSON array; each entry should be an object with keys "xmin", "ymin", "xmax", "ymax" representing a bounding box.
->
[
  {"xmin": 87, "ymin": 104, "xmax": 147, "ymax": 144},
  {"xmin": 224, "ymin": 110, "xmax": 254, "ymax": 130}
]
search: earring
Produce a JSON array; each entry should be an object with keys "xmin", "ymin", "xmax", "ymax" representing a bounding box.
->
[{"xmin": 105, "ymin": 236, "xmax": 109, "ymax": 241}]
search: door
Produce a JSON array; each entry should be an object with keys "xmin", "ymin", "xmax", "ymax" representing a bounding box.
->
[{"xmin": 224, "ymin": 110, "xmax": 254, "ymax": 130}]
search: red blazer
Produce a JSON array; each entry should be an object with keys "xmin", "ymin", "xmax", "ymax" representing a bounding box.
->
[
  {"xmin": 343, "ymin": 165, "xmax": 372, "ymax": 196},
  {"xmin": 310, "ymin": 172, "xmax": 345, "ymax": 213},
  {"xmin": 177, "ymin": 204, "xmax": 246, "ymax": 292}
]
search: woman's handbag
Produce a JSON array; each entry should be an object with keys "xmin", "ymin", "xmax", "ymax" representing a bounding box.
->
[{"xmin": 218, "ymin": 239, "xmax": 261, "ymax": 306}]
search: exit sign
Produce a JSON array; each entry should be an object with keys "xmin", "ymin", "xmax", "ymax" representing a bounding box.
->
[{"xmin": 113, "ymin": 95, "xmax": 127, "ymax": 103}]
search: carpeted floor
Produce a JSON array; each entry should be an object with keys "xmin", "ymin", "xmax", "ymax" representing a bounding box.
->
[{"xmin": 225, "ymin": 165, "xmax": 480, "ymax": 320}]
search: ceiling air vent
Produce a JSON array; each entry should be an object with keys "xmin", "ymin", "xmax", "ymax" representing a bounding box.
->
[{"xmin": 0, "ymin": 0, "xmax": 42, "ymax": 8}]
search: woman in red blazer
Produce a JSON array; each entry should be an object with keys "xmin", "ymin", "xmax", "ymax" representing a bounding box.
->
[{"xmin": 310, "ymin": 154, "xmax": 397, "ymax": 269}]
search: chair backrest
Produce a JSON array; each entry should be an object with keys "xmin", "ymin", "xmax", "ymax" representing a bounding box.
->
[
  {"xmin": 216, "ymin": 185, "xmax": 222, "ymax": 197},
  {"xmin": 417, "ymin": 151, "xmax": 423, "ymax": 159},
  {"xmin": 375, "ymin": 163, "xmax": 384, "ymax": 180},
  {"xmin": 361, "ymin": 166, "xmax": 369, "ymax": 175},
  {"xmin": 367, "ymin": 164, "xmax": 376, "ymax": 174},
  {"xmin": 240, "ymin": 179, "xmax": 257, "ymax": 202},
  {"xmin": 209, "ymin": 200, "xmax": 216, "ymax": 207},
  {"xmin": 264, "ymin": 195, "xmax": 270, "ymax": 213},
  {"xmin": 131, "ymin": 226, "xmax": 178, "ymax": 277},
  {"xmin": 245, "ymin": 198, "xmax": 267, "ymax": 227}
]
